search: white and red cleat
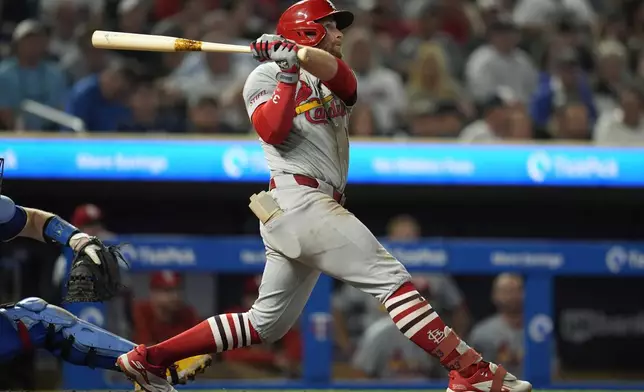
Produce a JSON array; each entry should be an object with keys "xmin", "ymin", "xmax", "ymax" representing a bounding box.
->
[
  {"xmin": 447, "ymin": 361, "xmax": 532, "ymax": 392},
  {"xmin": 116, "ymin": 344, "xmax": 176, "ymax": 392}
]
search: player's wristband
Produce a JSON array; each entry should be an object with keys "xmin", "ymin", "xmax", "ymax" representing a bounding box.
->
[
  {"xmin": 277, "ymin": 71, "xmax": 299, "ymax": 84},
  {"xmin": 43, "ymin": 215, "xmax": 80, "ymax": 247}
]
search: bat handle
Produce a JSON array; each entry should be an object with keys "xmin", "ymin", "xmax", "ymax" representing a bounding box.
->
[{"xmin": 297, "ymin": 47, "xmax": 309, "ymax": 64}]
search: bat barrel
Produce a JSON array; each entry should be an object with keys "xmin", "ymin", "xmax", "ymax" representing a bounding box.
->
[
  {"xmin": 92, "ymin": 30, "xmax": 270, "ymax": 57},
  {"xmin": 92, "ymin": 30, "xmax": 185, "ymax": 52}
]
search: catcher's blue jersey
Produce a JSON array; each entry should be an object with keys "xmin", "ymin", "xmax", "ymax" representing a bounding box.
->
[{"xmin": 0, "ymin": 313, "xmax": 21, "ymax": 362}]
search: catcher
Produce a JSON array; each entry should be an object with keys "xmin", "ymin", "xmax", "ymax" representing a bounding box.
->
[{"xmin": 0, "ymin": 160, "xmax": 211, "ymax": 389}]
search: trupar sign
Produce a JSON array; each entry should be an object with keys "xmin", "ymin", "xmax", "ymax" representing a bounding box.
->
[{"xmin": 605, "ymin": 246, "xmax": 644, "ymax": 273}]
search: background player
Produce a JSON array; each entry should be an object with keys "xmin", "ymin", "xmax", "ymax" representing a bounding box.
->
[
  {"xmin": 0, "ymin": 159, "xmax": 210, "ymax": 388},
  {"xmin": 115, "ymin": 2, "xmax": 532, "ymax": 392}
]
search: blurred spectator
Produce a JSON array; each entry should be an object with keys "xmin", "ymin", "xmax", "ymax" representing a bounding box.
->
[
  {"xmin": 387, "ymin": 214, "xmax": 421, "ymax": 240},
  {"xmin": 512, "ymin": 0, "xmax": 596, "ymax": 31},
  {"xmin": 117, "ymin": 81, "xmax": 183, "ymax": 132},
  {"xmin": 358, "ymin": 0, "xmax": 408, "ymax": 39},
  {"xmin": 152, "ymin": 0, "xmax": 185, "ymax": 20},
  {"xmin": 594, "ymin": 84, "xmax": 644, "ymax": 144},
  {"xmin": 200, "ymin": 10, "xmax": 257, "ymax": 79},
  {"xmin": 343, "ymin": 27, "xmax": 406, "ymax": 135},
  {"xmin": 408, "ymin": 99, "xmax": 465, "ymax": 138},
  {"xmin": 546, "ymin": 18, "xmax": 594, "ymax": 73},
  {"xmin": 222, "ymin": 276, "xmax": 302, "ymax": 378},
  {"xmin": 508, "ymin": 105, "xmax": 535, "ymax": 139},
  {"xmin": 625, "ymin": 0, "xmax": 644, "ymax": 55},
  {"xmin": 65, "ymin": 60, "xmax": 140, "ymax": 131},
  {"xmin": 60, "ymin": 26, "xmax": 120, "ymax": 85},
  {"xmin": 0, "ymin": 1, "xmax": 38, "ymax": 36},
  {"xmin": 71, "ymin": 203, "xmax": 115, "ymax": 237},
  {"xmin": 334, "ymin": 214, "xmax": 469, "ymax": 359},
  {"xmin": 39, "ymin": 0, "xmax": 105, "ymax": 25},
  {"xmin": 550, "ymin": 101, "xmax": 591, "ymax": 139},
  {"xmin": 387, "ymin": 214, "xmax": 470, "ymax": 335},
  {"xmin": 599, "ymin": 11, "xmax": 628, "ymax": 44},
  {"xmin": 200, "ymin": 9, "xmax": 233, "ymax": 37},
  {"xmin": 348, "ymin": 104, "xmax": 378, "ymax": 136},
  {"xmin": 115, "ymin": 0, "xmax": 159, "ymax": 70},
  {"xmin": 459, "ymin": 92, "xmax": 516, "ymax": 141},
  {"xmin": 187, "ymin": 95, "xmax": 237, "ymax": 133},
  {"xmin": 0, "ymin": 0, "xmax": 640, "ymax": 146},
  {"xmin": 438, "ymin": 0, "xmax": 474, "ymax": 46},
  {"xmin": 350, "ymin": 278, "xmax": 445, "ymax": 380},
  {"xmin": 151, "ymin": 0, "xmax": 214, "ymax": 44},
  {"xmin": 225, "ymin": 0, "xmax": 268, "ymax": 40},
  {"xmin": 349, "ymin": 216, "xmax": 468, "ymax": 379},
  {"xmin": 592, "ymin": 39, "xmax": 632, "ymax": 114},
  {"xmin": 395, "ymin": 3, "xmax": 462, "ymax": 79},
  {"xmin": 636, "ymin": 48, "xmax": 644, "ymax": 81},
  {"xmin": 0, "ymin": 19, "xmax": 67, "ymax": 130},
  {"xmin": 406, "ymin": 43, "xmax": 470, "ymax": 115},
  {"xmin": 148, "ymin": 22, "xmax": 188, "ymax": 78},
  {"xmin": 466, "ymin": 0, "xmax": 505, "ymax": 52},
  {"xmin": 118, "ymin": 0, "xmax": 150, "ymax": 34},
  {"xmin": 530, "ymin": 47, "xmax": 597, "ymax": 131},
  {"xmin": 44, "ymin": 0, "xmax": 82, "ymax": 61},
  {"xmin": 164, "ymin": 31, "xmax": 251, "ymax": 130},
  {"xmin": 133, "ymin": 271, "xmax": 200, "ymax": 344},
  {"xmin": 465, "ymin": 17, "xmax": 538, "ymax": 104},
  {"xmin": 469, "ymin": 273, "xmax": 524, "ymax": 378}
]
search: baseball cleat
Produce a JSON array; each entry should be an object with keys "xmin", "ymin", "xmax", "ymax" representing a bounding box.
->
[
  {"xmin": 134, "ymin": 354, "xmax": 213, "ymax": 391},
  {"xmin": 117, "ymin": 344, "xmax": 176, "ymax": 392},
  {"xmin": 447, "ymin": 361, "xmax": 532, "ymax": 392}
]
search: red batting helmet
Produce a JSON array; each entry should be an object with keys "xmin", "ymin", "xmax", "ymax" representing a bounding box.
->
[{"xmin": 276, "ymin": 0, "xmax": 354, "ymax": 47}]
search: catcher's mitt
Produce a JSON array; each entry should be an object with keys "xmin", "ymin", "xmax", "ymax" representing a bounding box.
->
[{"xmin": 63, "ymin": 237, "xmax": 128, "ymax": 303}]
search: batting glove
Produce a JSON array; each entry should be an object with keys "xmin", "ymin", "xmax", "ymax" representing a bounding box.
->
[
  {"xmin": 250, "ymin": 34, "xmax": 284, "ymax": 62},
  {"xmin": 269, "ymin": 41, "xmax": 300, "ymax": 85}
]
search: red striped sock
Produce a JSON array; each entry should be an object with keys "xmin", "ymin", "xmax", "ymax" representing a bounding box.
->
[
  {"xmin": 146, "ymin": 312, "xmax": 262, "ymax": 367},
  {"xmin": 386, "ymin": 282, "xmax": 481, "ymax": 374}
]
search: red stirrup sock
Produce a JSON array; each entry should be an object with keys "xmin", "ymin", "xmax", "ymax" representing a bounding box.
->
[
  {"xmin": 146, "ymin": 312, "xmax": 262, "ymax": 367},
  {"xmin": 385, "ymin": 282, "xmax": 482, "ymax": 376}
]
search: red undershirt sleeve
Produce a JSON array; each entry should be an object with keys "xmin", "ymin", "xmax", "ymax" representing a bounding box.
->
[
  {"xmin": 251, "ymin": 82, "xmax": 297, "ymax": 145},
  {"xmin": 321, "ymin": 57, "xmax": 358, "ymax": 106}
]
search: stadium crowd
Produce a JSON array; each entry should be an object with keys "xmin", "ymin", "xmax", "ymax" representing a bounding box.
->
[{"xmin": 0, "ymin": 0, "xmax": 643, "ymax": 143}]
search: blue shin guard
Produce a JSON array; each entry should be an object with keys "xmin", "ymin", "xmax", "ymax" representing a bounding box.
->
[{"xmin": 0, "ymin": 297, "xmax": 134, "ymax": 370}]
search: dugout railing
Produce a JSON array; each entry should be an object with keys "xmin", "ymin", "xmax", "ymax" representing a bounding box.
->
[{"xmin": 60, "ymin": 235, "xmax": 644, "ymax": 391}]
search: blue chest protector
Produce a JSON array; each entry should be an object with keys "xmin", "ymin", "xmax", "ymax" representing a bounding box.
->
[{"xmin": 0, "ymin": 297, "xmax": 135, "ymax": 370}]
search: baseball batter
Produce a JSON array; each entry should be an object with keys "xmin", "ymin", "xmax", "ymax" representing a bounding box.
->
[{"xmin": 116, "ymin": 2, "xmax": 532, "ymax": 392}]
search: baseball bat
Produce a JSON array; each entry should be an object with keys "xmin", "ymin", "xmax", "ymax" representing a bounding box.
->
[{"xmin": 91, "ymin": 30, "xmax": 309, "ymax": 62}]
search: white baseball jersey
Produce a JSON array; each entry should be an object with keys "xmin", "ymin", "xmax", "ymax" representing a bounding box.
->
[{"xmin": 242, "ymin": 63, "xmax": 353, "ymax": 192}]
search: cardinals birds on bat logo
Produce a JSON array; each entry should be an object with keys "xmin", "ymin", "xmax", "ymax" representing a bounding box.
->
[{"xmin": 296, "ymin": 80, "xmax": 314, "ymax": 106}]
